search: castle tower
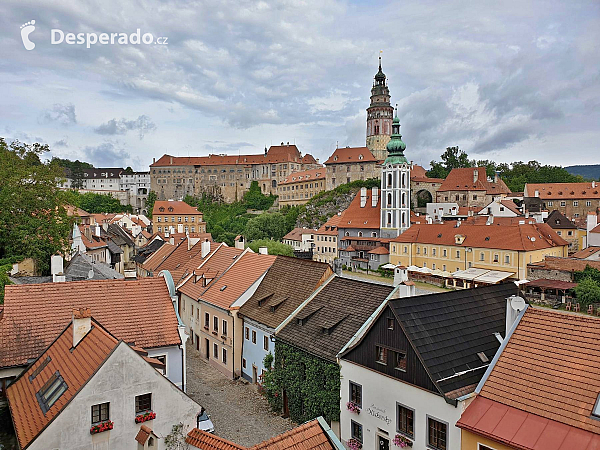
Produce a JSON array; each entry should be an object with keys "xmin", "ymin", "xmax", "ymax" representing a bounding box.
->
[
  {"xmin": 366, "ymin": 56, "xmax": 394, "ymax": 162},
  {"xmin": 380, "ymin": 108, "xmax": 411, "ymax": 238}
]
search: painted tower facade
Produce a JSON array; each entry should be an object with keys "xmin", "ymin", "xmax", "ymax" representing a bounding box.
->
[
  {"xmin": 380, "ymin": 110, "xmax": 411, "ymax": 238},
  {"xmin": 366, "ymin": 57, "xmax": 394, "ymax": 162}
]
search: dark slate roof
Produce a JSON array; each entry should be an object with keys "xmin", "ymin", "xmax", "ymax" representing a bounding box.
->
[
  {"xmin": 106, "ymin": 239, "xmax": 123, "ymax": 255},
  {"xmin": 390, "ymin": 282, "xmax": 518, "ymax": 396},
  {"xmin": 65, "ymin": 252, "xmax": 124, "ymax": 281},
  {"xmin": 134, "ymin": 239, "xmax": 165, "ymax": 264},
  {"xmin": 276, "ymin": 277, "xmax": 394, "ymax": 362},
  {"xmin": 238, "ymin": 256, "xmax": 332, "ymax": 329},
  {"xmin": 8, "ymin": 276, "xmax": 53, "ymax": 285},
  {"xmin": 545, "ymin": 210, "xmax": 577, "ymax": 230},
  {"xmin": 107, "ymin": 223, "xmax": 135, "ymax": 247}
]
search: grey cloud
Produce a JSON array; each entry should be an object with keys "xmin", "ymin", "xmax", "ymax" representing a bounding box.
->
[
  {"xmin": 53, "ymin": 138, "xmax": 68, "ymax": 148},
  {"xmin": 39, "ymin": 103, "xmax": 77, "ymax": 126},
  {"xmin": 472, "ymin": 125, "xmax": 533, "ymax": 154},
  {"xmin": 81, "ymin": 142, "xmax": 130, "ymax": 168},
  {"xmin": 94, "ymin": 115, "xmax": 156, "ymax": 139}
]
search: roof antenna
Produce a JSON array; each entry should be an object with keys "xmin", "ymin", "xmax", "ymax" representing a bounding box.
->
[{"xmin": 336, "ymin": 140, "xmax": 339, "ymax": 149}]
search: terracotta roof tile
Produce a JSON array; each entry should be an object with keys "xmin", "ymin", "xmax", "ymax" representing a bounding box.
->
[
  {"xmin": 479, "ymin": 307, "xmax": 600, "ymax": 435},
  {"xmin": 135, "ymin": 425, "xmax": 154, "ymax": 445},
  {"xmin": 391, "ymin": 222, "xmax": 568, "ymax": 251},
  {"xmin": 186, "ymin": 428, "xmax": 245, "ymax": 449},
  {"xmin": 238, "ymin": 257, "xmax": 332, "ymax": 329},
  {"xmin": 438, "ymin": 167, "xmax": 511, "ymax": 194},
  {"xmin": 280, "ymin": 168, "xmax": 325, "ymax": 185},
  {"xmin": 283, "ymin": 228, "xmax": 309, "ymax": 241},
  {"xmin": 528, "ymin": 256, "xmax": 600, "ymax": 272},
  {"xmin": 367, "ymin": 246, "xmax": 389, "ymax": 255},
  {"xmin": 573, "ymin": 246, "xmax": 600, "ymax": 259},
  {"xmin": 199, "ymin": 251, "xmax": 276, "ymax": 310},
  {"xmin": 331, "ymin": 189, "xmax": 380, "ymax": 230},
  {"xmin": 153, "ymin": 200, "xmax": 203, "ymax": 216},
  {"xmin": 0, "ymin": 278, "xmax": 181, "ymax": 368},
  {"xmin": 324, "ymin": 147, "xmax": 377, "ymax": 165},
  {"xmin": 141, "ymin": 242, "xmax": 177, "ymax": 272},
  {"xmin": 7, "ymin": 317, "xmax": 119, "ymax": 449},
  {"xmin": 525, "ymin": 182, "xmax": 600, "ymax": 200}
]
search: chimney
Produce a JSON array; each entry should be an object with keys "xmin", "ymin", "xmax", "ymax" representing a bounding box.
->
[
  {"xmin": 360, "ymin": 187, "xmax": 367, "ymax": 208},
  {"xmin": 169, "ymin": 236, "xmax": 175, "ymax": 245},
  {"xmin": 258, "ymin": 247, "xmax": 268, "ymax": 255},
  {"xmin": 494, "ymin": 171, "xmax": 500, "ymax": 183},
  {"xmin": 473, "ymin": 169, "xmax": 479, "ymax": 183},
  {"xmin": 95, "ymin": 225, "xmax": 101, "ymax": 237},
  {"xmin": 51, "ymin": 255, "xmax": 63, "ymax": 277},
  {"xmin": 593, "ymin": 181, "xmax": 597, "ymax": 189},
  {"xmin": 486, "ymin": 215, "xmax": 494, "ymax": 225},
  {"xmin": 264, "ymin": 146, "xmax": 267, "ymax": 156},
  {"xmin": 505, "ymin": 296, "xmax": 525, "ymax": 338},
  {"xmin": 372, "ymin": 187, "xmax": 378, "ymax": 207},
  {"xmin": 153, "ymin": 157, "xmax": 156, "ymax": 164},
  {"xmin": 234, "ymin": 235, "xmax": 245, "ymax": 250},
  {"xmin": 170, "ymin": 156, "xmax": 173, "ymax": 165},
  {"xmin": 201, "ymin": 239, "xmax": 211, "ymax": 258},
  {"xmin": 393, "ymin": 266, "xmax": 407, "ymax": 286},
  {"xmin": 72, "ymin": 307, "xmax": 91, "ymax": 347}
]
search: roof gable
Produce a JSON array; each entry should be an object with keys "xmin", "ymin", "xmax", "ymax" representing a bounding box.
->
[
  {"xmin": 438, "ymin": 167, "xmax": 510, "ymax": 194},
  {"xmin": 324, "ymin": 147, "xmax": 377, "ymax": 165}
]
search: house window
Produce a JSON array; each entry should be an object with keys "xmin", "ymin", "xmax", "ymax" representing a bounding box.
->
[
  {"xmin": 478, "ymin": 446, "xmax": 497, "ymax": 450},
  {"xmin": 560, "ymin": 201, "xmax": 566, "ymax": 207},
  {"xmin": 480, "ymin": 252, "xmax": 485, "ymax": 261},
  {"xmin": 456, "ymin": 250, "xmax": 460, "ymax": 258},
  {"xmin": 548, "ymin": 201, "xmax": 553, "ymax": 206},
  {"xmin": 91, "ymin": 402, "xmax": 110, "ymax": 424},
  {"xmin": 573, "ymin": 201, "xmax": 579, "ymax": 206},
  {"xmin": 264, "ymin": 335, "xmax": 269, "ymax": 351},
  {"xmin": 351, "ymin": 420, "xmax": 363, "ymax": 444},
  {"xmin": 443, "ymin": 249, "xmax": 447, "ymax": 257},
  {"xmin": 505, "ymin": 255, "xmax": 510, "ymax": 264},
  {"xmin": 135, "ymin": 393, "xmax": 152, "ymax": 413},
  {"xmin": 404, "ymin": 246, "xmax": 408, "ymax": 254},
  {"xmin": 567, "ymin": 231, "xmax": 573, "ymax": 236},
  {"xmin": 587, "ymin": 201, "xmax": 592, "ymax": 207},
  {"xmin": 394, "ymin": 352, "xmax": 407, "ymax": 371},
  {"xmin": 37, "ymin": 372, "xmax": 68, "ymax": 413},
  {"xmin": 242, "ymin": 358, "xmax": 247, "ymax": 369},
  {"xmin": 349, "ymin": 381, "xmax": 362, "ymax": 408},
  {"xmin": 387, "ymin": 318, "xmax": 394, "ymax": 330},
  {"xmin": 432, "ymin": 248, "xmax": 436, "ymax": 256},
  {"xmin": 428, "ymin": 416, "xmax": 448, "ymax": 450},
  {"xmin": 376, "ymin": 346, "xmax": 387, "ymax": 365},
  {"xmin": 191, "ymin": 304, "xmax": 194, "ymax": 317},
  {"xmin": 213, "ymin": 343, "xmax": 218, "ymax": 358},
  {"xmin": 493, "ymin": 254, "xmax": 499, "ymax": 263},
  {"xmin": 245, "ymin": 327, "xmax": 249, "ymax": 340},
  {"xmin": 213, "ymin": 316, "xmax": 218, "ymax": 332},
  {"xmin": 222, "ymin": 320, "xmax": 228, "ymax": 336},
  {"xmin": 154, "ymin": 355, "xmax": 167, "ymax": 375},
  {"xmin": 205, "ymin": 313, "xmax": 209, "ymax": 328},
  {"xmin": 423, "ymin": 247, "xmax": 427, "ymax": 256},
  {"xmin": 397, "ymin": 403, "xmax": 414, "ymax": 438},
  {"xmin": 252, "ymin": 330, "xmax": 257, "ymax": 344},
  {"xmin": 222, "ymin": 348, "xmax": 227, "ymax": 364}
]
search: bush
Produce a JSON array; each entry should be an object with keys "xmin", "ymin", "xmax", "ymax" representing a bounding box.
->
[
  {"xmin": 574, "ymin": 277, "xmax": 600, "ymax": 307},
  {"xmin": 247, "ymin": 239, "xmax": 294, "ymax": 256}
]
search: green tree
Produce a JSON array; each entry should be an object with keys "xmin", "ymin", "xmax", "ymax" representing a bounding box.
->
[
  {"xmin": 0, "ymin": 139, "xmax": 73, "ymax": 273},
  {"xmin": 243, "ymin": 181, "xmax": 277, "ymax": 210},
  {"xmin": 76, "ymin": 192, "xmax": 132, "ymax": 214},
  {"xmin": 146, "ymin": 191, "xmax": 157, "ymax": 218},
  {"xmin": 247, "ymin": 239, "xmax": 294, "ymax": 256},
  {"xmin": 574, "ymin": 278, "xmax": 600, "ymax": 307},
  {"xmin": 245, "ymin": 213, "xmax": 288, "ymax": 241},
  {"xmin": 427, "ymin": 146, "xmax": 471, "ymax": 178}
]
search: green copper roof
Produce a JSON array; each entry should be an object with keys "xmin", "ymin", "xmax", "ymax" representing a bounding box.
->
[{"xmin": 385, "ymin": 112, "xmax": 407, "ymax": 164}]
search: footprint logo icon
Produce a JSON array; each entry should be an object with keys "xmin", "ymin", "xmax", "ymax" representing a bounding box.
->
[{"xmin": 20, "ymin": 20, "xmax": 36, "ymax": 50}]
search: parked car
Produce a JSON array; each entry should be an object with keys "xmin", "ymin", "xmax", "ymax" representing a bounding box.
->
[{"xmin": 197, "ymin": 407, "xmax": 215, "ymax": 433}]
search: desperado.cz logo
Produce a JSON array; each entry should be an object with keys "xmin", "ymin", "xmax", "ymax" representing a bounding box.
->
[{"xmin": 20, "ymin": 20, "xmax": 168, "ymax": 50}]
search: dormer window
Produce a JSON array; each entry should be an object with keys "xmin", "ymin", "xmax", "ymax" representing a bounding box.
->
[
  {"xmin": 159, "ymin": 207, "xmax": 165, "ymax": 212},
  {"xmin": 168, "ymin": 207, "xmax": 174, "ymax": 212}
]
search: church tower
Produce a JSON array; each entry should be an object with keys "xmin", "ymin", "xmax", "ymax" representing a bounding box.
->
[
  {"xmin": 366, "ymin": 56, "xmax": 394, "ymax": 161},
  {"xmin": 380, "ymin": 108, "xmax": 411, "ymax": 238}
]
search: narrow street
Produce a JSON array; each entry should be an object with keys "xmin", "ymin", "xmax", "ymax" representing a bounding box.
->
[{"xmin": 186, "ymin": 343, "xmax": 295, "ymax": 447}]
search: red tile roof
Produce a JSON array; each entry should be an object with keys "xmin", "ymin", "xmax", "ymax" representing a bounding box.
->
[
  {"xmin": 199, "ymin": 251, "xmax": 276, "ymax": 310},
  {"xmin": 150, "ymin": 237, "xmax": 218, "ymax": 283},
  {"xmin": 458, "ymin": 307, "xmax": 600, "ymax": 448},
  {"xmin": 0, "ymin": 278, "xmax": 181, "ymax": 368},
  {"xmin": 283, "ymin": 227, "xmax": 306, "ymax": 241},
  {"xmin": 141, "ymin": 242, "xmax": 177, "ymax": 272},
  {"xmin": 368, "ymin": 246, "xmax": 389, "ymax": 255},
  {"xmin": 438, "ymin": 167, "xmax": 511, "ymax": 194},
  {"xmin": 178, "ymin": 245, "xmax": 244, "ymax": 300},
  {"xmin": 500, "ymin": 200, "xmax": 522, "ymax": 215},
  {"xmin": 391, "ymin": 222, "xmax": 568, "ymax": 251},
  {"xmin": 135, "ymin": 425, "xmax": 154, "ymax": 445},
  {"xmin": 528, "ymin": 256, "xmax": 600, "ymax": 272},
  {"xmin": 280, "ymin": 168, "xmax": 325, "ymax": 185},
  {"xmin": 335, "ymin": 189, "xmax": 380, "ymax": 229},
  {"xmin": 573, "ymin": 246, "xmax": 600, "ymax": 259},
  {"xmin": 410, "ymin": 164, "xmax": 444, "ymax": 183},
  {"xmin": 324, "ymin": 147, "xmax": 377, "ymax": 165},
  {"xmin": 316, "ymin": 214, "xmax": 343, "ymax": 235},
  {"xmin": 7, "ymin": 317, "xmax": 119, "ymax": 449},
  {"xmin": 153, "ymin": 200, "xmax": 203, "ymax": 216},
  {"xmin": 525, "ymin": 182, "xmax": 600, "ymax": 199},
  {"xmin": 186, "ymin": 419, "xmax": 335, "ymax": 450}
]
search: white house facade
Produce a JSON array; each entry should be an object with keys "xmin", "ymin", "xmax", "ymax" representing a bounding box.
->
[{"xmin": 241, "ymin": 318, "xmax": 273, "ymax": 383}]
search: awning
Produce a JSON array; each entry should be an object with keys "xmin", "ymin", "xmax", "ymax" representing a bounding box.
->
[
  {"xmin": 380, "ymin": 263, "xmax": 396, "ymax": 270},
  {"xmin": 452, "ymin": 268, "xmax": 489, "ymax": 280},
  {"xmin": 473, "ymin": 270, "xmax": 514, "ymax": 284},
  {"xmin": 528, "ymin": 279, "xmax": 577, "ymax": 290}
]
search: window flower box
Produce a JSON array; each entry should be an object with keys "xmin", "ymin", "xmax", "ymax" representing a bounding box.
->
[
  {"xmin": 90, "ymin": 420, "xmax": 113, "ymax": 434},
  {"xmin": 211, "ymin": 331, "xmax": 218, "ymax": 336},
  {"xmin": 135, "ymin": 411, "xmax": 156, "ymax": 423},
  {"xmin": 203, "ymin": 326, "xmax": 209, "ymax": 331},
  {"xmin": 346, "ymin": 401, "xmax": 361, "ymax": 414},
  {"xmin": 393, "ymin": 434, "xmax": 413, "ymax": 448},
  {"xmin": 347, "ymin": 438, "xmax": 362, "ymax": 450},
  {"xmin": 220, "ymin": 335, "xmax": 227, "ymax": 340}
]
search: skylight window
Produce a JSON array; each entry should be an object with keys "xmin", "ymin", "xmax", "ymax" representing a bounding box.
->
[
  {"xmin": 593, "ymin": 393, "xmax": 600, "ymax": 418},
  {"xmin": 220, "ymin": 285, "xmax": 227, "ymax": 291},
  {"xmin": 36, "ymin": 372, "xmax": 68, "ymax": 413}
]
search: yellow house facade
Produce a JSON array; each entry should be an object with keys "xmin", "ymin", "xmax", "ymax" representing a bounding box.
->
[{"xmin": 389, "ymin": 223, "xmax": 568, "ymax": 280}]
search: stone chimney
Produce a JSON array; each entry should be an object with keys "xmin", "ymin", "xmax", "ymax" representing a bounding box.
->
[
  {"xmin": 372, "ymin": 187, "xmax": 378, "ymax": 207},
  {"xmin": 201, "ymin": 239, "xmax": 211, "ymax": 258},
  {"xmin": 73, "ymin": 307, "xmax": 92, "ymax": 347},
  {"xmin": 473, "ymin": 169, "xmax": 479, "ymax": 183},
  {"xmin": 170, "ymin": 156, "xmax": 173, "ymax": 165},
  {"xmin": 360, "ymin": 187, "xmax": 367, "ymax": 208},
  {"xmin": 258, "ymin": 247, "xmax": 268, "ymax": 255},
  {"xmin": 153, "ymin": 157, "xmax": 156, "ymax": 164},
  {"xmin": 234, "ymin": 235, "xmax": 245, "ymax": 250}
]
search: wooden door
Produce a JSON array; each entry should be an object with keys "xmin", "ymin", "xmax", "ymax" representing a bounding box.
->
[{"xmin": 378, "ymin": 436, "xmax": 389, "ymax": 450}]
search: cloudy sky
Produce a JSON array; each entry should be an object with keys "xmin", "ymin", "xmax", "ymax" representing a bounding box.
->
[{"xmin": 1, "ymin": 0, "xmax": 599, "ymax": 170}]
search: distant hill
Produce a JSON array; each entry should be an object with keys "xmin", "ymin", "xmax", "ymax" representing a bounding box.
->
[{"xmin": 565, "ymin": 165, "xmax": 600, "ymax": 180}]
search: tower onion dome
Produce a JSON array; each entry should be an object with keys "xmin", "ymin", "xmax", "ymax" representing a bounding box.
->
[
  {"xmin": 385, "ymin": 110, "xmax": 408, "ymax": 164},
  {"xmin": 375, "ymin": 56, "xmax": 386, "ymax": 83}
]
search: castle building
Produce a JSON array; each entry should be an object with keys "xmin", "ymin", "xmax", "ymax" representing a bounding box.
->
[
  {"xmin": 380, "ymin": 110, "xmax": 412, "ymax": 238},
  {"xmin": 366, "ymin": 56, "xmax": 394, "ymax": 162}
]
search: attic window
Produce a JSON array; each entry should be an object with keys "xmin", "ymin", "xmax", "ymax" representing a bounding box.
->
[
  {"xmin": 36, "ymin": 372, "xmax": 68, "ymax": 413},
  {"xmin": 437, "ymin": 234, "xmax": 442, "ymax": 238},
  {"xmin": 168, "ymin": 207, "xmax": 174, "ymax": 212},
  {"xmin": 485, "ymin": 236, "xmax": 490, "ymax": 241},
  {"xmin": 220, "ymin": 285, "xmax": 227, "ymax": 291},
  {"xmin": 592, "ymin": 393, "xmax": 600, "ymax": 418},
  {"xmin": 29, "ymin": 356, "xmax": 52, "ymax": 382},
  {"xmin": 159, "ymin": 207, "xmax": 165, "ymax": 212},
  {"xmin": 477, "ymin": 352, "xmax": 489, "ymax": 363}
]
